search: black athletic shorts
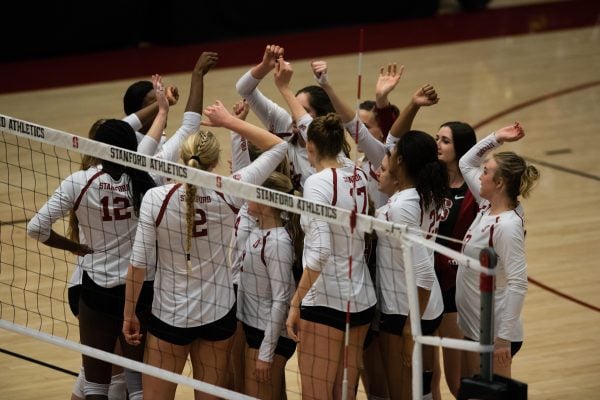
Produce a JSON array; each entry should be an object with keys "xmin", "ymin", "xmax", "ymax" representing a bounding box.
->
[
  {"xmin": 379, "ymin": 312, "xmax": 443, "ymax": 336},
  {"xmin": 148, "ymin": 305, "xmax": 237, "ymax": 346},
  {"xmin": 242, "ymin": 323, "xmax": 296, "ymax": 360},
  {"xmin": 300, "ymin": 305, "xmax": 375, "ymax": 332}
]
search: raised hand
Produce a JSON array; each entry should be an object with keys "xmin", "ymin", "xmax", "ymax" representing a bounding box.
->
[
  {"xmin": 203, "ymin": 100, "xmax": 234, "ymax": 127},
  {"xmin": 494, "ymin": 122, "xmax": 525, "ymax": 143},
  {"xmin": 413, "ymin": 83, "xmax": 439, "ymax": 107},
  {"xmin": 194, "ymin": 51, "xmax": 219, "ymax": 76},
  {"xmin": 274, "ymin": 56, "xmax": 294, "ymax": 89},
  {"xmin": 232, "ymin": 99, "xmax": 250, "ymax": 121},
  {"xmin": 261, "ymin": 44, "xmax": 285, "ymax": 71},
  {"xmin": 165, "ymin": 85, "xmax": 179, "ymax": 106},
  {"xmin": 311, "ymin": 60, "xmax": 328, "ymax": 85},
  {"xmin": 151, "ymin": 74, "xmax": 169, "ymax": 113},
  {"xmin": 375, "ymin": 63, "xmax": 404, "ymax": 104}
]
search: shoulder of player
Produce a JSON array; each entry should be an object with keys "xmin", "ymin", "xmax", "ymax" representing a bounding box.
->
[
  {"xmin": 494, "ymin": 210, "xmax": 525, "ymax": 232},
  {"xmin": 394, "ymin": 188, "xmax": 420, "ymax": 203}
]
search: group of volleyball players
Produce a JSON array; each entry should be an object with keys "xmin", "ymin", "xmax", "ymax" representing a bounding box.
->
[{"xmin": 27, "ymin": 44, "xmax": 539, "ymax": 400}]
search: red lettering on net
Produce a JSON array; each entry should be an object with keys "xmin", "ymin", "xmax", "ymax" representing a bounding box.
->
[{"xmin": 72, "ymin": 136, "xmax": 79, "ymax": 148}]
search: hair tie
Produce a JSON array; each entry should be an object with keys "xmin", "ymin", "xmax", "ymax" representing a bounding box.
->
[{"xmin": 190, "ymin": 155, "xmax": 201, "ymax": 164}]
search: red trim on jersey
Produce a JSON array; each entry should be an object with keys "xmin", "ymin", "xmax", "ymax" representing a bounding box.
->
[
  {"xmin": 419, "ymin": 198, "xmax": 425, "ymax": 227},
  {"xmin": 513, "ymin": 209, "xmax": 525, "ymax": 227},
  {"xmin": 260, "ymin": 230, "xmax": 271, "ymax": 267},
  {"xmin": 369, "ymin": 164, "xmax": 379, "ymax": 182},
  {"xmin": 358, "ymin": 167, "xmax": 369, "ymax": 184},
  {"xmin": 73, "ymin": 170, "xmax": 105, "ymax": 211},
  {"xmin": 331, "ymin": 168, "xmax": 338, "ymax": 206},
  {"xmin": 479, "ymin": 248, "xmax": 495, "ymax": 293},
  {"xmin": 216, "ymin": 191, "xmax": 240, "ymax": 214},
  {"xmin": 155, "ymin": 183, "xmax": 182, "ymax": 227},
  {"xmin": 488, "ymin": 216, "xmax": 500, "ymax": 248}
]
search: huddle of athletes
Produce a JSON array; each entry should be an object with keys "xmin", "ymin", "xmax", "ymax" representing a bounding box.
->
[{"xmin": 27, "ymin": 45, "xmax": 540, "ymax": 400}]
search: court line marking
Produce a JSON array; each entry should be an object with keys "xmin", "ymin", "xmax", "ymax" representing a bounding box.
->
[
  {"xmin": 0, "ymin": 347, "xmax": 78, "ymax": 376},
  {"xmin": 473, "ymin": 80, "xmax": 600, "ymax": 312}
]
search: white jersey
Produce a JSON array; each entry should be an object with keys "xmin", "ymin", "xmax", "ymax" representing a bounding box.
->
[
  {"xmin": 375, "ymin": 188, "xmax": 443, "ymax": 318},
  {"xmin": 69, "ymin": 265, "xmax": 83, "ymax": 288},
  {"xmin": 123, "ymin": 113, "xmax": 167, "ymax": 156},
  {"xmin": 345, "ymin": 116, "xmax": 387, "ymax": 172},
  {"xmin": 359, "ymin": 156, "xmax": 388, "ymax": 209},
  {"xmin": 300, "ymin": 165, "xmax": 376, "ymax": 312},
  {"xmin": 122, "ymin": 113, "xmax": 145, "ymax": 145},
  {"xmin": 27, "ymin": 166, "xmax": 140, "ymax": 288},
  {"xmin": 228, "ymin": 132, "xmax": 257, "ymax": 286},
  {"xmin": 457, "ymin": 133, "xmax": 528, "ymax": 342},
  {"xmin": 236, "ymin": 70, "xmax": 314, "ymax": 190},
  {"xmin": 130, "ymin": 141, "xmax": 288, "ymax": 328},
  {"xmin": 146, "ymin": 112, "xmax": 203, "ymax": 185},
  {"xmin": 123, "ymin": 113, "xmax": 178, "ymax": 157},
  {"xmin": 237, "ymin": 226, "xmax": 294, "ymax": 363},
  {"xmin": 347, "ymin": 116, "xmax": 391, "ymax": 209},
  {"xmin": 230, "ymin": 202, "xmax": 257, "ymax": 286},
  {"xmin": 380, "ymin": 129, "xmax": 449, "ymax": 253}
]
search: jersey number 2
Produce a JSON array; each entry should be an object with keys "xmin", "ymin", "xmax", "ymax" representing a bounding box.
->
[{"xmin": 193, "ymin": 209, "xmax": 208, "ymax": 237}]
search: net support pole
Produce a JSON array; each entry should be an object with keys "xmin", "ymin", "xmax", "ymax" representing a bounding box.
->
[
  {"xmin": 457, "ymin": 246, "xmax": 528, "ymax": 399},
  {"xmin": 479, "ymin": 247, "xmax": 498, "ymax": 382},
  {"xmin": 400, "ymin": 232, "xmax": 424, "ymax": 400}
]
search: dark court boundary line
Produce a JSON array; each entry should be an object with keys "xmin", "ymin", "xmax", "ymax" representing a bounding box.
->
[
  {"xmin": 0, "ymin": 347, "xmax": 78, "ymax": 376},
  {"xmin": 473, "ymin": 80, "xmax": 600, "ymax": 132},
  {"xmin": 473, "ymin": 80, "xmax": 600, "ymax": 182},
  {"xmin": 528, "ymin": 277, "xmax": 600, "ymax": 312},
  {"xmin": 522, "ymin": 156, "xmax": 600, "ymax": 182},
  {"xmin": 474, "ymin": 80, "xmax": 600, "ymax": 312},
  {"xmin": 0, "ymin": 218, "xmax": 29, "ymax": 226}
]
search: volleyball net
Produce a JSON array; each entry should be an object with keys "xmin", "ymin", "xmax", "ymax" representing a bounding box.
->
[{"xmin": 0, "ymin": 113, "xmax": 496, "ymax": 400}]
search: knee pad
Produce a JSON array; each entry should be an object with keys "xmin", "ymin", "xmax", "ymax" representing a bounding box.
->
[
  {"xmin": 72, "ymin": 367, "xmax": 85, "ymax": 399},
  {"xmin": 124, "ymin": 369, "xmax": 143, "ymax": 400},
  {"xmin": 83, "ymin": 379, "xmax": 110, "ymax": 397},
  {"xmin": 108, "ymin": 372, "xmax": 127, "ymax": 400}
]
